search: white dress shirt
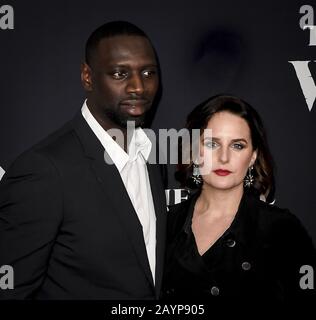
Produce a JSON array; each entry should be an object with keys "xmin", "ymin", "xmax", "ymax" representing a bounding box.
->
[{"xmin": 81, "ymin": 100, "xmax": 156, "ymax": 284}]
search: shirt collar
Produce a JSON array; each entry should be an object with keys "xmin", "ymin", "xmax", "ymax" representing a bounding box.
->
[
  {"xmin": 128, "ymin": 126, "xmax": 152, "ymax": 162},
  {"xmin": 81, "ymin": 100, "xmax": 152, "ymax": 172}
]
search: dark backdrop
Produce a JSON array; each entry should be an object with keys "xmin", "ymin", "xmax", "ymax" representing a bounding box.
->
[{"xmin": 0, "ymin": 0, "xmax": 315, "ymax": 243}]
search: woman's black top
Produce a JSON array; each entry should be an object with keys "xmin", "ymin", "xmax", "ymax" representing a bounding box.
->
[{"xmin": 162, "ymin": 190, "xmax": 316, "ymax": 301}]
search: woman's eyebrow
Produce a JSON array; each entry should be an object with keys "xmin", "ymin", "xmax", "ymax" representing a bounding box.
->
[{"xmin": 204, "ymin": 137, "xmax": 248, "ymax": 143}]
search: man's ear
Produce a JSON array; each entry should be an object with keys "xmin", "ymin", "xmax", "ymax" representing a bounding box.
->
[
  {"xmin": 81, "ymin": 62, "xmax": 93, "ymax": 91},
  {"xmin": 250, "ymin": 149, "xmax": 258, "ymax": 167}
]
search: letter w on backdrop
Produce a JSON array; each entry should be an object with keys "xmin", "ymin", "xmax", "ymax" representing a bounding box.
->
[{"xmin": 289, "ymin": 61, "xmax": 316, "ymax": 112}]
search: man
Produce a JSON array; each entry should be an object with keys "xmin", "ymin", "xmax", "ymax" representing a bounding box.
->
[{"xmin": 0, "ymin": 21, "xmax": 167, "ymax": 299}]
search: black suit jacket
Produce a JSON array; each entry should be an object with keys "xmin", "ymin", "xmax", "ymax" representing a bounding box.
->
[{"xmin": 0, "ymin": 111, "xmax": 167, "ymax": 299}]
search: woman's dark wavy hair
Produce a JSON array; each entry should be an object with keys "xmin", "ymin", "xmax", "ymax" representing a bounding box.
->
[{"xmin": 176, "ymin": 94, "xmax": 275, "ymax": 202}]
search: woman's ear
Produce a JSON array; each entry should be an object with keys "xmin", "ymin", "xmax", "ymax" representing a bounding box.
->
[{"xmin": 250, "ymin": 149, "xmax": 258, "ymax": 167}]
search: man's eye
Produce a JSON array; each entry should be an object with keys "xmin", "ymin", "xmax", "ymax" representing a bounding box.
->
[
  {"xmin": 112, "ymin": 71, "xmax": 127, "ymax": 79},
  {"xmin": 142, "ymin": 70, "xmax": 156, "ymax": 77},
  {"xmin": 232, "ymin": 143, "xmax": 245, "ymax": 150}
]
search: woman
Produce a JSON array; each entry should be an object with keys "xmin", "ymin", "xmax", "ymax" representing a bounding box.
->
[{"xmin": 162, "ymin": 94, "xmax": 316, "ymax": 301}]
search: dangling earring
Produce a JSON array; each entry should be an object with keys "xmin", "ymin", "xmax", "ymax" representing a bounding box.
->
[
  {"xmin": 191, "ymin": 163, "xmax": 203, "ymax": 187},
  {"xmin": 244, "ymin": 166, "xmax": 254, "ymax": 188}
]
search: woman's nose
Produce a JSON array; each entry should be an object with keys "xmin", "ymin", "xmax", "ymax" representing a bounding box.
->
[{"xmin": 218, "ymin": 147, "xmax": 229, "ymax": 164}]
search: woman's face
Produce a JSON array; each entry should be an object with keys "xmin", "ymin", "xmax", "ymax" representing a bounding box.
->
[{"xmin": 199, "ymin": 111, "xmax": 257, "ymax": 192}]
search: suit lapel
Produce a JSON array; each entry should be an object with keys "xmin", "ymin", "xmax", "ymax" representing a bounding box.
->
[
  {"xmin": 91, "ymin": 157, "xmax": 155, "ymax": 288},
  {"xmin": 71, "ymin": 112, "xmax": 155, "ymax": 289},
  {"xmin": 147, "ymin": 163, "xmax": 167, "ymax": 298}
]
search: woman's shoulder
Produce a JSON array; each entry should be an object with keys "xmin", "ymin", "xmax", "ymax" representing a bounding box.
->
[
  {"xmin": 168, "ymin": 188, "xmax": 199, "ymax": 211},
  {"xmin": 166, "ymin": 191, "xmax": 198, "ymax": 238},
  {"xmin": 250, "ymin": 194, "xmax": 304, "ymax": 231},
  {"xmin": 247, "ymin": 193, "xmax": 315, "ymax": 250},
  {"xmin": 167, "ymin": 197, "xmax": 191, "ymax": 216},
  {"xmin": 167, "ymin": 197, "xmax": 191, "ymax": 223}
]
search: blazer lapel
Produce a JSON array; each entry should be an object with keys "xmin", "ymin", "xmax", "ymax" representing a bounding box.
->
[
  {"xmin": 147, "ymin": 163, "xmax": 167, "ymax": 298},
  {"xmin": 71, "ymin": 112, "xmax": 155, "ymax": 289}
]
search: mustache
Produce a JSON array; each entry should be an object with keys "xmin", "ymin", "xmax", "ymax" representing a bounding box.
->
[{"xmin": 120, "ymin": 95, "xmax": 151, "ymax": 105}]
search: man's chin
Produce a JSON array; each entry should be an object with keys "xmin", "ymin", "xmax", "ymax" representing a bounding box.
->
[
  {"xmin": 122, "ymin": 115, "xmax": 146, "ymax": 128},
  {"xmin": 103, "ymin": 112, "xmax": 144, "ymax": 129}
]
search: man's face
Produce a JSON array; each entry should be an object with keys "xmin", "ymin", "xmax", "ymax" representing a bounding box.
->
[{"xmin": 81, "ymin": 35, "xmax": 159, "ymax": 128}]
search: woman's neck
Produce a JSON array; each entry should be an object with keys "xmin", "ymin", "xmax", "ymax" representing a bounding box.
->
[{"xmin": 195, "ymin": 185, "xmax": 244, "ymax": 218}]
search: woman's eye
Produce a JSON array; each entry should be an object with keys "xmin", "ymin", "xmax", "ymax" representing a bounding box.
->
[
  {"xmin": 204, "ymin": 141, "xmax": 218, "ymax": 149},
  {"xmin": 232, "ymin": 143, "xmax": 245, "ymax": 150}
]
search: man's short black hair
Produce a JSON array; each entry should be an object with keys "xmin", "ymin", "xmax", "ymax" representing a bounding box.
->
[{"xmin": 85, "ymin": 21, "xmax": 150, "ymax": 66}]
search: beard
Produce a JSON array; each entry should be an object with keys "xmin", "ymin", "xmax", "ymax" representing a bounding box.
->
[{"xmin": 103, "ymin": 107, "xmax": 148, "ymax": 128}]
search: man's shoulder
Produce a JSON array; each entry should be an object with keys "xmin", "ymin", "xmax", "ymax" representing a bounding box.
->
[
  {"xmin": 7, "ymin": 115, "xmax": 83, "ymax": 175},
  {"xmin": 31, "ymin": 117, "xmax": 78, "ymax": 155}
]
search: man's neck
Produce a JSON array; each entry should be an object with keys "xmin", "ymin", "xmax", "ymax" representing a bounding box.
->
[{"xmin": 86, "ymin": 101, "xmax": 129, "ymax": 152}]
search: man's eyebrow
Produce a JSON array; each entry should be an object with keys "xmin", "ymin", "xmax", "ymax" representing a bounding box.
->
[
  {"xmin": 143, "ymin": 64, "xmax": 158, "ymax": 67},
  {"xmin": 107, "ymin": 63, "xmax": 158, "ymax": 68}
]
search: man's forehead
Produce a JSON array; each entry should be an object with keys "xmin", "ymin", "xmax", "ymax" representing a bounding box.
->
[{"xmin": 96, "ymin": 35, "xmax": 156, "ymax": 61}]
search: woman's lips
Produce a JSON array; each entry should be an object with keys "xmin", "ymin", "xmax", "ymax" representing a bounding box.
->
[{"xmin": 213, "ymin": 169, "xmax": 232, "ymax": 176}]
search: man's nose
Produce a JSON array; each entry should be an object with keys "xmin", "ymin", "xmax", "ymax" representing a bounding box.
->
[{"xmin": 126, "ymin": 73, "xmax": 144, "ymax": 95}]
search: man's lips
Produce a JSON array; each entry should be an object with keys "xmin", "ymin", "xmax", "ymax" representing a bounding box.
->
[
  {"xmin": 213, "ymin": 169, "xmax": 232, "ymax": 176},
  {"xmin": 120, "ymin": 99, "xmax": 149, "ymax": 116},
  {"xmin": 120, "ymin": 99, "xmax": 149, "ymax": 106}
]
